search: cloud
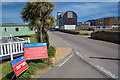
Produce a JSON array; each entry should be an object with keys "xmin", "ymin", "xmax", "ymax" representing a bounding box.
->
[
  {"xmin": 1, "ymin": 2, "xmax": 118, "ymax": 24},
  {"xmin": 53, "ymin": 2, "xmax": 118, "ymax": 22},
  {"xmin": 67, "ymin": 2, "xmax": 117, "ymax": 17}
]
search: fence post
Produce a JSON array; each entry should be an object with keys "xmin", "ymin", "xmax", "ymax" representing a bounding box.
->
[
  {"xmin": 10, "ymin": 42, "xmax": 13, "ymax": 61},
  {"xmin": 28, "ymin": 38, "xmax": 30, "ymax": 43}
]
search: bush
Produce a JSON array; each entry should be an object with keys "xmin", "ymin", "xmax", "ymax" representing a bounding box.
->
[
  {"xmin": 55, "ymin": 29, "xmax": 79, "ymax": 35},
  {"xmin": 48, "ymin": 46, "xmax": 56, "ymax": 58},
  {"xmin": 80, "ymin": 33, "xmax": 90, "ymax": 35},
  {"xmin": 19, "ymin": 69, "xmax": 31, "ymax": 79}
]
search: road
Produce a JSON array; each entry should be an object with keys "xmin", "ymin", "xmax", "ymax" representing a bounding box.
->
[{"xmin": 41, "ymin": 30, "xmax": 119, "ymax": 78}]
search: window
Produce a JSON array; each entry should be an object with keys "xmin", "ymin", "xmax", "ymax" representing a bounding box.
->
[
  {"xmin": 67, "ymin": 12, "xmax": 73, "ymax": 18},
  {"xmin": 15, "ymin": 28, "xmax": 19, "ymax": 32},
  {"xmin": 3, "ymin": 28, "xmax": 7, "ymax": 32},
  {"xmin": 30, "ymin": 28, "xmax": 33, "ymax": 31}
]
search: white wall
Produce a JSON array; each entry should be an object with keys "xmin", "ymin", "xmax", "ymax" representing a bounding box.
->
[
  {"xmin": 55, "ymin": 26, "xmax": 59, "ymax": 29},
  {"xmin": 64, "ymin": 25, "xmax": 76, "ymax": 30}
]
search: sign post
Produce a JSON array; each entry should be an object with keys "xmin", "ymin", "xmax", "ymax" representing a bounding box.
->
[
  {"xmin": 24, "ymin": 43, "xmax": 49, "ymax": 61},
  {"xmin": 10, "ymin": 56, "xmax": 28, "ymax": 77}
]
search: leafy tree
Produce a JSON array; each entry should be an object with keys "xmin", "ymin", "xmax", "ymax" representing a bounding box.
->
[{"xmin": 21, "ymin": 1, "xmax": 55, "ymax": 42}]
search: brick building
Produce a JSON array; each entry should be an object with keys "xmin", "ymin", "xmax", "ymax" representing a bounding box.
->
[
  {"xmin": 57, "ymin": 11, "xmax": 78, "ymax": 29},
  {"xmin": 96, "ymin": 17, "xmax": 115, "ymax": 26}
]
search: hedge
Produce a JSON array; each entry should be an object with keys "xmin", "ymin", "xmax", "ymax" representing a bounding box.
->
[{"xmin": 55, "ymin": 29, "xmax": 79, "ymax": 35}]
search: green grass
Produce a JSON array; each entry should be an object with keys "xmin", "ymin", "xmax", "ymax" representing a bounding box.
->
[
  {"xmin": 1, "ymin": 46, "xmax": 56, "ymax": 79},
  {"xmin": 70, "ymin": 29, "xmax": 93, "ymax": 31},
  {"xmin": 79, "ymin": 33, "xmax": 91, "ymax": 35},
  {"xmin": 0, "ymin": 62, "xmax": 13, "ymax": 78},
  {"xmin": 19, "ymin": 34, "xmax": 38, "ymax": 43},
  {"xmin": 1, "ymin": 60, "xmax": 48, "ymax": 79}
]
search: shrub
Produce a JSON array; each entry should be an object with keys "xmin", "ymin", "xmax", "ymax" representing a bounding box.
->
[
  {"xmin": 48, "ymin": 46, "xmax": 56, "ymax": 58},
  {"xmin": 80, "ymin": 33, "xmax": 89, "ymax": 35},
  {"xmin": 55, "ymin": 29, "xmax": 79, "ymax": 35},
  {"xmin": 19, "ymin": 69, "xmax": 31, "ymax": 79}
]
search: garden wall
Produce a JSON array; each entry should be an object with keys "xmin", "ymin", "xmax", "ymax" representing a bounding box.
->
[{"xmin": 91, "ymin": 31, "xmax": 120, "ymax": 44}]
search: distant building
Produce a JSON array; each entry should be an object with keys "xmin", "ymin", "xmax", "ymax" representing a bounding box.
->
[
  {"xmin": 86, "ymin": 20, "xmax": 96, "ymax": 26},
  {"xmin": 57, "ymin": 12, "xmax": 64, "ymax": 27},
  {"xmin": 81, "ymin": 22, "xmax": 89, "ymax": 27},
  {"xmin": 96, "ymin": 17, "xmax": 115, "ymax": 27},
  {"xmin": 0, "ymin": 24, "xmax": 35, "ymax": 37},
  {"xmin": 77, "ymin": 22, "xmax": 82, "ymax": 26},
  {"xmin": 57, "ymin": 11, "xmax": 78, "ymax": 30},
  {"xmin": 114, "ymin": 16, "xmax": 120, "ymax": 26}
]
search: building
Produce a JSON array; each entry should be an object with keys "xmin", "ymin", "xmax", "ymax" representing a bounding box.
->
[
  {"xmin": 96, "ymin": 17, "xmax": 115, "ymax": 27},
  {"xmin": 0, "ymin": 24, "xmax": 35, "ymax": 37},
  {"xmin": 57, "ymin": 11, "xmax": 78, "ymax": 30},
  {"xmin": 86, "ymin": 20, "xmax": 96, "ymax": 26},
  {"xmin": 114, "ymin": 16, "xmax": 120, "ymax": 26},
  {"xmin": 57, "ymin": 12, "xmax": 64, "ymax": 27},
  {"xmin": 81, "ymin": 22, "xmax": 89, "ymax": 27},
  {"xmin": 77, "ymin": 22, "xmax": 82, "ymax": 26}
]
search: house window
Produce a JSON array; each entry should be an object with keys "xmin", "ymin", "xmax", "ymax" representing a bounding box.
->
[
  {"xmin": 15, "ymin": 28, "xmax": 19, "ymax": 32},
  {"xmin": 67, "ymin": 12, "xmax": 73, "ymax": 18},
  {"xmin": 3, "ymin": 28, "xmax": 7, "ymax": 32},
  {"xmin": 30, "ymin": 28, "xmax": 33, "ymax": 31}
]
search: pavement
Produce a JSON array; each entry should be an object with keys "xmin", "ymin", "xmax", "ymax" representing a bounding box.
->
[
  {"xmin": 41, "ymin": 52, "xmax": 106, "ymax": 78},
  {"xmin": 41, "ymin": 30, "xmax": 119, "ymax": 78}
]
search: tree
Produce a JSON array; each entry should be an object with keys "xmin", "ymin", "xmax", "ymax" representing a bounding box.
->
[{"xmin": 21, "ymin": 1, "xmax": 55, "ymax": 42}]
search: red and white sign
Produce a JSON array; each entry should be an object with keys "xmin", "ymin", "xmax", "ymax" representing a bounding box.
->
[
  {"xmin": 24, "ymin": 43, "xmax": 48, "ymax": 60},
  {"xmin": 11, "ymin": 56, "xmax": 28, "ymax": 76}
]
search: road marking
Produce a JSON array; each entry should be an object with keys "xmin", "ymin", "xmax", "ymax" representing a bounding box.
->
[
  {"xmin": 76, "ymin": 52, "xmax": 118, "ymax": 78},
  {"xmin": 76, "ymin": 52, "xmax": 84, "ymax": 59},
  {"xmin": 57, "ymin": 54, "xmax": 73, "ymax": 67}
]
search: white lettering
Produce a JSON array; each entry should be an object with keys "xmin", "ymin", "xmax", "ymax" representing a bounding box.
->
[{"xmin": 16, "ymin": 61, "xmax": 26, "ymax": 70}]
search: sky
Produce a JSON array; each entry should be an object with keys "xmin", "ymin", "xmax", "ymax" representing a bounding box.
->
[{"xmin": 1, "ymin": 2, "xmax": 118, "ymax": 24}]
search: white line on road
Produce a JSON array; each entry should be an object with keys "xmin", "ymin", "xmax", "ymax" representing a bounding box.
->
[
  {"xmin": 76, "ymin": 52, "xmax": 118, "ymax": 79},
  {"xmin": 57, "ymin": 54, "xmax": 73, "ymax": 67}
]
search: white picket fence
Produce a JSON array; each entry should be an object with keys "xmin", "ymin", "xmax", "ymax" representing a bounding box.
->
[{"xmin": 0, "ymin": 38, "xmax": 30, "ymax": 60}]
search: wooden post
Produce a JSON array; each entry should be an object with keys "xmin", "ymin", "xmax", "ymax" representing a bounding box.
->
[
  {"xmin": 28, "ymin": 68, "xmax": 32, "ymax": 75},
  {"xmin": 11, "ymin": 73, "xmax": 15, "ymax": 80},
  {"xmin": 48, "ymin": 57, "xmax": 50, "ymax": 65}
]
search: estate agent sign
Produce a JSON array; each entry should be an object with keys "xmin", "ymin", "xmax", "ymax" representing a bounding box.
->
[
  {"xmin": 24, "ymin": 43, "xmax": 48, "ymax": 60},
  {"xmin": 10, "ymin": 56, "xmax": 28, "ymax": 76}
]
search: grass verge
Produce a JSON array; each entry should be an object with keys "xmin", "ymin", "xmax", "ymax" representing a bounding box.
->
[
  {"xmin": 79, "ymin": 33, "xmax": 91, "ymax": 35},
  {"xmin": 1, "ymin": 46, "xmax": 56, "ymax": 79},
  {"xmin": 18, "ymin": 34, "xmax": 37, "ymax": 43}
]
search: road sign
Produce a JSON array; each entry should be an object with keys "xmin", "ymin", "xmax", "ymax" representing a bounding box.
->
[
  {"xmin": 10, "ymin": 56, "xmax": 28, "ymax": 76},
  {"xmin": 24, "ymin": 43, "xmax": 48, "ymax": 60}
]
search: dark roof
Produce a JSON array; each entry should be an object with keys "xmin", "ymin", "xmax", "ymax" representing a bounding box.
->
[
  {"xmin": 63, "ymin": 11, "xmax": 78, "ymax": 17},
  {"xmin": 1, "ymin": 24, "xmax": 28, "ymax": 27}
]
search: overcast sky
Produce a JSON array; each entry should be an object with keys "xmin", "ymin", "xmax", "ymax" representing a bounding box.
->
[{"xmin": 2, "ymin": 2, "xmax": 118, "ymax": 24}]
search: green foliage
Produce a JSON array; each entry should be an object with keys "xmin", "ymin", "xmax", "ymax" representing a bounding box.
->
[
  {"xmin": 21, "ymin": 1, "xmax": 55, "ymax": 42},
  {"xmin": 1, "ymin": 59, "xmax": 48, "ymax": 79},
  {"xmin": 0, "ymin": 62, "xmax": 13, "ymax": 76},
  {"xmin": 48, "ymin": 46, "xmax": 56, "ymax": 58},
  {"xmin": 19, "ymin": 69, "xmax": 31, "ymax": 79},
  {"xmin": 55, "ymin": 29, "xmax": 79, "ymax": 35},
  {"xmin": 79, "ymin": 33, "xmax": 91, "ymax": 35}
]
